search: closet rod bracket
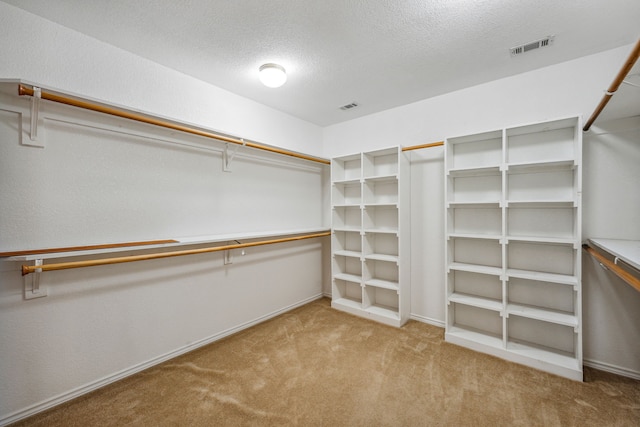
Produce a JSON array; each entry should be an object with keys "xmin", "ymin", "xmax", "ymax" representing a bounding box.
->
[
  {"xmin": 30, "ymin": 87, "xmax": 41, "ymax": 141},
  {"xmin": 223, "ymin": 140, "xmax": 246, "ymax": 172},
  {"xmin": 24, "ymin": 259, "xmax": 48, "ymax": 300},
  {"xmin": 22, "ymin": 86, "xmax": 46, "ymax": 148}
]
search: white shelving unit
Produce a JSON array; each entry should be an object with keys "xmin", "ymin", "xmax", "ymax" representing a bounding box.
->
[
  {"xmin": 444, "ymin": 117, "xmax": 583, "ymax": 381},
  {"xmin": 330, "ymin": 147, "xmax": 410, "ymax": 327}
]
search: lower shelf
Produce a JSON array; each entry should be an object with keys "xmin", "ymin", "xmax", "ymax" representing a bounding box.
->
[
  {"xmin": 445, "ymin": 326, "xmax": 582, "ymax": 381},
  {"xmin": 332, "ymin": 298, "xmax": 404, "ymax": 327}
]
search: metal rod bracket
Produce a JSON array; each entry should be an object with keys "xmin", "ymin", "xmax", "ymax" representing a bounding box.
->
[
  {"xmin": 30, "ymin": 87, "xmax": 41, "ymax": 141},
  {"xmin": 223, "ymin": 139, "xmax": 247, "ymax": 172},
  {"xmin": 24, "ymin": 259, "xmax": 48, "ymax": 300},
  {"xmin": 21, "ymin": 86, "xmax": 46, "ymax": 148}
]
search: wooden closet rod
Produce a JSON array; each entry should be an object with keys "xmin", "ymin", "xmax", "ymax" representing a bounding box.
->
[
  {"xmin": 583, "ymin": 244, "xmax": 640, "ymax": 292},
  {"xmin": 583, "ymin": 38, "xmax": 640, "ymax": 132},
  {"xmin": 402, "ymin": 141, "xmax": 444, "ymax": 151},
  {"xmin": 17, "ymin": 84, "xmax": 330, "ymax": 165},
  {"xmin": 21, "ymin": 231, "xmax": 330, "ymax": 276}
]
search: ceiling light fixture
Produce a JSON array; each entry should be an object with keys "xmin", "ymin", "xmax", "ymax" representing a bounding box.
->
[{"xmin": 259, "ymin": 63, "xmax": 287, "ymax": 88}]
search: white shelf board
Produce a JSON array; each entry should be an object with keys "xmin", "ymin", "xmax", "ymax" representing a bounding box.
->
[
  {"xmin": 506, "ymin": 200, "xmax": 576, "ymax": 208},
  {"xmin": 333, "ymin": 178, "xmax": 361, "ymax": 185},
  {"xmin": 447, "ymin": 165, "xmax": 501, "ymax": 177},
  {"xmin": 506, "ymin": 235, "xmax": 576, "ymax": 246},
  {"xmin": 363, "ymin": 228, "xmax": 398, "ymax": 235},
  {"xmin": 365, "ymin": 303, "xmax": 400, "ymax": 320},
  {"xmin": 447, "ymin": 201, "xmax": 501, "ymax": 209},
  {"xmin": 364, "ymin": 253, "xmax": 399, "ymax": 263},
  {"xmin": 448, "ymin": 262, "xmax": 503, "ymax": 277},
  {"xmin": 506, "ymin": 159, "xmax": 576, "ymax": 174},
  {"xmin": 333, "ymin": 203, "xmax": 361, "ymax": 208},
  {"xmin": 506, "ymin": 269, "xmax": 578, "ymax": 286},
  {"xmin": 332, "ymin": 297, "xmax": 363, "ymax": 311},
  {"xmin": 507, "ymin": 303, "xmax": 578, "ymax": 327},
  {"xmin": 365, "ymin": 278, "xmax": 399, "ymax": 291},
  {"xmin": 446, "ymin": 326, "xmax": 503, "ymax": 350},
  {"xmin": 589, "ymin": 239, "xmax": 640, "ymax": 270},
  {"xmin": 364, "ymin": 174, "xmax": 398, "ymax": 183},
  {"xmin": 334, "ymin": 250, "xmax": 362, "ymax": 259},
  {"xmin": 332, "ymin": 226, "xmax": 362, "ymax": 233},
  {"xmin": 448, "ymin": 233, "xmax": 502, "ymax": 241},
  {"xmin": 3, "ymin": 227, "xmax": 331, "ymax": 262},
  {"xmin": 363, "ymin": 202, "xmax": 398, "ymax": 208},
  {"xmin": 506, "ymin": 340, "xmax": 580, "ymax": 372},
  {"xmin": 449, "ymin": 293, "xmax": 503, "ymax": 311},
  {"xmin": 363, "ymin": 173, "xmax": 398, "ymax": 182},
  {"xmin": 333, "ymin": 273, "xmax": 362, "ymax": 284}
]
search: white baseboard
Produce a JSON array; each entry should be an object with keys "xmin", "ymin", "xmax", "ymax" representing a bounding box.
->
[
  {"xmin": 410, "ymin": 313, "xmax": 445, "ymax": 328},
  {"xmin": 0, "ymin": 293, "xmax": 324, "ymax": 427},
  {"xmin": 584, "ymin": 358, "xmax": 640, "ymax": 380}
]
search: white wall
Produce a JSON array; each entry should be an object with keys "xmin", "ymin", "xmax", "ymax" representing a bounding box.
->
[
  {"xmin": 323, "ymin": 44, "xmax": 640, "ymax": 375},
  {"xmin": 0, "ymin": 3, "xmax": 329, "ymax": 424},
  {"xmin": 582, "ymin": 117, "xmax": 640, "ymax": 376},
  {"xmin": 0, "ymin": 2, "xmax": 323, "ymax": 157}
]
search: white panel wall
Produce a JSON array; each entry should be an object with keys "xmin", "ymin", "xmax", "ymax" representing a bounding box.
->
[
  {"xmin": 0, "ymin": 3, "xmax": 329, "ymax": 424},
  {"xmin": 323, "ymin": 44, "xmax": 640, "ymax": 375}
]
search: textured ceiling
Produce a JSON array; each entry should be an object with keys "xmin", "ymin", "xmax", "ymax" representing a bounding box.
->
[{"xmin": 3, "ymin": 0, "xmax": 640, "ymax": 126}]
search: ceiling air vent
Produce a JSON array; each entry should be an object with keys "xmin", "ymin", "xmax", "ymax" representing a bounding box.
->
[
  {"xmin": 511, "ymin": 36, "xmax": 554, "ymax": 56},
  {"xmin": 340, "ymin": 102, "xmax": 359, "ymax": 111}
]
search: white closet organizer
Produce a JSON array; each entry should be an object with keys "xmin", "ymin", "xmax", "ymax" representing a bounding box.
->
[
  {"xmin": 331, "ymin": 147, "xmax": 410, "ymax": 327},
  {"xmin": 444, "ymin": 117, "xmax": 583, "ymax": 381}
]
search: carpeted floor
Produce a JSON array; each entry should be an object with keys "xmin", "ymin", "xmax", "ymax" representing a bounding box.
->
[{"xmin": 13, "ymin": 298, "xmax": 640, "ymax": 426}]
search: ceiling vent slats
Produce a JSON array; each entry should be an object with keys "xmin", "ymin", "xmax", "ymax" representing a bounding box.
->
[{"xmin": 511, "ymin": 36, "xmax": 555, "ymax": 56}]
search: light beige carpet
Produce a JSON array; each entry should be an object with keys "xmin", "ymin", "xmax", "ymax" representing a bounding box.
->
[{"xmin": 13, "ymin": 298, "xmax": 640, "ymax": 426}]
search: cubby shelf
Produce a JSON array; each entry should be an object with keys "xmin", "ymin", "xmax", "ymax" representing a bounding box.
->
[
  {"xmin": 444, "ymin": 116, "xmax": 583, "ymax": 381},
  {"xmin": 507, "ymin": 304, "xmax": 578, "ymax": 327},
  {"xmin": 448, "ymin": 292, "xmax": 503, "ymax": 311},
  {"xmin": 334, "ymin": 250, "xmax": 362, "ymax": 258},
  {"xmin": 365, "ymin": 278, "xmax": 399, "ymax": 291},
  {"xmin": 331, "ymin": 147, "xmax": 409, "ymax": 327}
]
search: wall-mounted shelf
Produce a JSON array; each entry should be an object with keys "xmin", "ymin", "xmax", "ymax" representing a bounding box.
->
[
  {"xmin": 330, "ymin": 147, "xmax": 410, "ymax": 327},
  {"xmin": 585, "ymin": 239, "xmax": 640, "ymax": 292},
  {"xmin": 2, "ymin": 228, "xmax": 330, "ymax": 300},
  {"xmin": 444, "ymin": 116, "xmax": 583, "ymax": 381}
]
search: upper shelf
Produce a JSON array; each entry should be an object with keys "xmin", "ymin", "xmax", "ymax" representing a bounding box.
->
[
  {"xmin": 589, "ymin": 239, "xmax": 640, "ymax": 271},
  {"xmin": 1, "ymin": 227, "xmax": 330, "ymax": 262}
]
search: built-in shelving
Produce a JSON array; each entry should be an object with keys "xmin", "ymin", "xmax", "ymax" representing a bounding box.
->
[
  {"xmin": 444, "ymin": 116, "xmax": 583, "ymax": 381},
  {"xmin": 330, "ymin": 147, "xmax": 409, "ymax": 327}
]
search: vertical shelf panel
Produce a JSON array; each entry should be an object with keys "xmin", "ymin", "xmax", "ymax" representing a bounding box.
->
[
  {"xmin": 331, "ymin": 147, "xmax": 409, "ymax": 327},
  {"xmin": 445, "ymin": 116, "xmax": 582, "ymax": 381}
]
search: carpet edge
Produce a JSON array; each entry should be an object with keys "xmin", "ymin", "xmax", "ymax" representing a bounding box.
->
[{"xmin": 0, "ymin": 293, "xmax": 325, "ymax": 427}]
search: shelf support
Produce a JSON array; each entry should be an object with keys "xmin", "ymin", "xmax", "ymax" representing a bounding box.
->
[
  {"xmin": 24, "ymin": 259, "xmax": 48, "ymax": 300},
  {"xmin": 30, "ymin": 87, "xmax": 41, "ymax": 141},
  {"xmin": 223, "ymin": 140, "xmax": 245, "ymax": 172},
  {"xmin": 22, "ymin": 86, "xmax": 46, "ymax": 148}
]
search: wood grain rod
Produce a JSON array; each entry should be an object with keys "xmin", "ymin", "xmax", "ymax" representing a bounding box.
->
[
  {"xmin": 583, "ymin": 38, "xmax": 640, "ymax": 132},
  {"xmin": 583, "ymin": 244, "xmax": 640, "ymax": 292},
  {"xmin": 21, "ymin": 231, "xmax": 330, "ymax": 276},
  {"xmin": 402, "ymin": 141, "xmax": 444, "ymax": 151},
  {"xmin": 17, "ymin": 84, "xmax": 330, "ymax": 165}
]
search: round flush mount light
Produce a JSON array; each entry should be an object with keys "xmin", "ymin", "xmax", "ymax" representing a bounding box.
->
[{"xmin": 259, "ymin": 63, "xmax": 287, "ymax": 88}]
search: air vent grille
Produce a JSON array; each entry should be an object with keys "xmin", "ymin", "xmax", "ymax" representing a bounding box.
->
[
  {"xmin": 511, "ymin": 36, "xmax": 554, "ymax": 56},
  {"xmin": 340, "ymin": 102, "xmax": 359, "ymax": 111}
]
